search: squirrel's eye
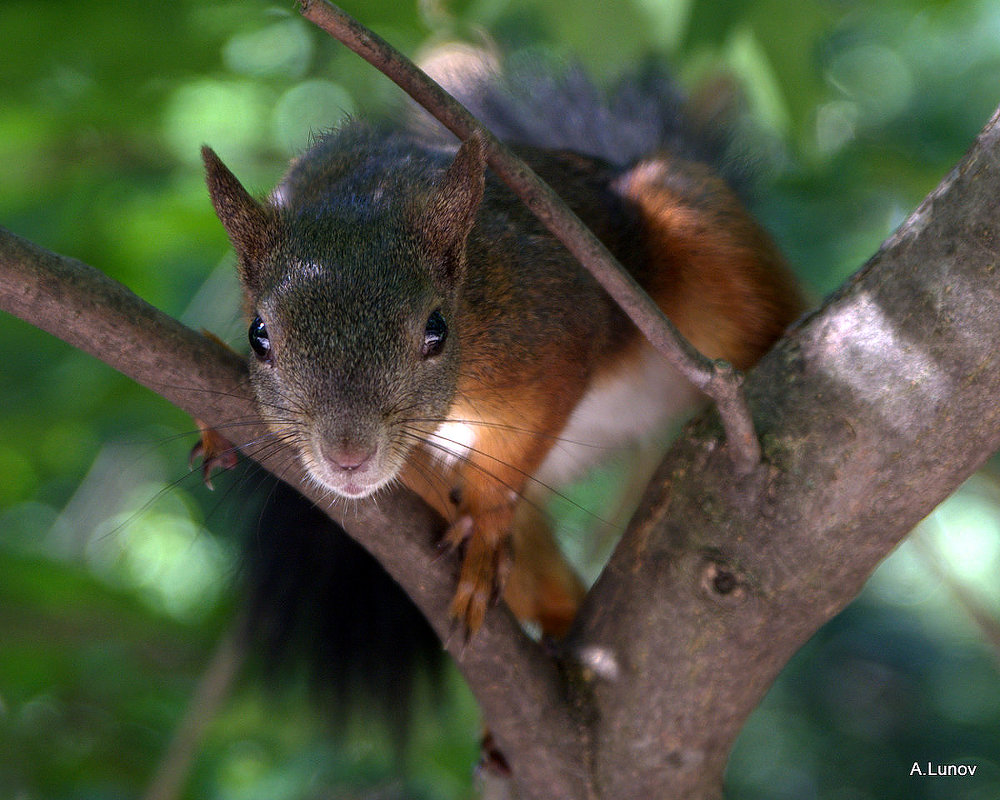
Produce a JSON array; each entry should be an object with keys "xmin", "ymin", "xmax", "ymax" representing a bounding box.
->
[
  {"xmin": 248, "ymin": 315, "xmax": 272, "ymax": 362},
  {"xmin": 421, "ymin": 310, "xmax": 448, "ymax": 358}
]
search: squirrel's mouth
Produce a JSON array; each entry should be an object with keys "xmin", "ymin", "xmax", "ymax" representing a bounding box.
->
[
  {"xmin": 302, "ymin": 438, "xmax": 396, "ymax": 499},
  {"xmin": 325, "ymin": 475, "xmax": 383, "ymax": 498},
  {"xmin": 306, "ymin": 460, "xmax": 396, "ymax": 499}
]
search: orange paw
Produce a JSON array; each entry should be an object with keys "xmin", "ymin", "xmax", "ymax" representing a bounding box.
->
[{"xmin": 189, "ymin": 420, "xmax": 238, "ymax": 490}]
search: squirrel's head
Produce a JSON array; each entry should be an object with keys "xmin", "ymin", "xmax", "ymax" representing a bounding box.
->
[{"xmin": 202, "ymin": 135, "xmax": 486, "ymax": 498}]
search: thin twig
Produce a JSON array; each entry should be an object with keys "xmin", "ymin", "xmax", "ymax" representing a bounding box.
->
[
  {"xmin": 296, "ymin": 0, "xmax": 762, "ymax": 475},
  {"xmin": 142, "ymin": 611, "xmax": 249, "ymax": 800}
]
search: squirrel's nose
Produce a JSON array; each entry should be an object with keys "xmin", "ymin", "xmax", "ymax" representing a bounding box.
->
[{"xmin": 321, "ymin": 442, "xmax": 375, "ymax": 473}]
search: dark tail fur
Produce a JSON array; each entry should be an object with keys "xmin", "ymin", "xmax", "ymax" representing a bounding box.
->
[
  {"xmin": 239, "ymin": 479, "xmax": 443, "ymax": 742},
  {"xmin": 410, "ymin": 47, "xmax": 751, "ymax": 188}
]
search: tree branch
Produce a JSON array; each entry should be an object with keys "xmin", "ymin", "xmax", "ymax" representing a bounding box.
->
[
  {"xmin": 571, "ymin": 106, "xmax": 1000, "ymax": 797},
  {"xmin": 296, "ymin": 0, "xmax": 761, "ymax": 475}
]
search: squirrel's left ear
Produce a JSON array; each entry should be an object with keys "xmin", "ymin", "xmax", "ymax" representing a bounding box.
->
[
  {"xmin": 202, "ymin": 146, "xmax": 277, "ymax": 294},
  {"xmin": 418, "ymin": 133, "xmax": 486, "ymax": 290}
]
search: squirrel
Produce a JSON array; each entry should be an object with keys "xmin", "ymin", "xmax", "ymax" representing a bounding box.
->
[{"xmin": 199, "ymin": 52, "xmax": 804, "ymax": 647}]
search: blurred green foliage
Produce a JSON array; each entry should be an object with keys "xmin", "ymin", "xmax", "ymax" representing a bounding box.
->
[{"xmin": 3, "ymin": 0, "xmax": 1000, "ymax": 798}]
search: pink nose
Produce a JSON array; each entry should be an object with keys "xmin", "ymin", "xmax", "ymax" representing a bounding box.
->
[{"xmin": 321, "ymin": 443, "xmax": 374, "ymax": 473}]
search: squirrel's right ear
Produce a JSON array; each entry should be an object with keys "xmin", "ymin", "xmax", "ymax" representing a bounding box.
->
[{"xmin": 201, "ymin": 146, "xmax": 276, "ymax": 291}]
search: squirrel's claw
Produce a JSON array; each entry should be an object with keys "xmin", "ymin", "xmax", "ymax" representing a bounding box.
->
[
  {"xmin": 477, "ymin": 730, "xmax": 512, "ymax": 778},
  {"xmin": 441, "ymin": 514, "xmax": 474, "ymax": 550},
  {"xmin": 189, "ymin": 420, "xmax": 238, "ymax": 490},
  {"xmin": 434, "ymin": 513, "xmax": 472, "ymax": 567}
]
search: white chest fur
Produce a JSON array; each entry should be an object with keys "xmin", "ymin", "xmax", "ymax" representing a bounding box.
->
[
  {"xmin": 534, "ymin": 341, "xmax": 700, "ymax": 487},
  {"xmin": 427, "ymin": 418, "xmax": 477, "ymax": 468}
]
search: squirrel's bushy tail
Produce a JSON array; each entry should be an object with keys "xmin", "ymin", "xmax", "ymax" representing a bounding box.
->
[
  {"xmin": 412, "ymin": 46, "xmax": 747, "ymax": 184},
  {"xmin": 239, "ymin": 479, "xmax": 443, "ymax": 743}
]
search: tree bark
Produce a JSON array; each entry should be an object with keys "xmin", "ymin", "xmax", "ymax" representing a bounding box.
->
[
  {"xmin": 3, "ymin": 105, "xmax": 1000, "ymax": 800},
  {"xmin": 572, "ymin": 107, "xmax": 1000, "ymax": 797}
]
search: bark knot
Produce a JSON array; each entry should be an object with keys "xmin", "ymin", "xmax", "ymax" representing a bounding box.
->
[{"xmin": 699, "ymin": 558, "xmax": 750, "ymax": 607}]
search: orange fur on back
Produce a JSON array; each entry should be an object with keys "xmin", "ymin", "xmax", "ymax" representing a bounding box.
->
[{"xmin": 619, "ymin": 157, "xmax": 804, "ymax": 369}]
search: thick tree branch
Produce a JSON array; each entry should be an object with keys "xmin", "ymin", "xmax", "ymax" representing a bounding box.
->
[
  {"xmin": 571, "ymin": 107, "xmax": 1000, "ymax": 798},
  {"xmin": 0, "ymin": 227, "xmax": 588, "ymax": 799},
  {"xmin": 297, "ymin": 0, "xmax": 761, "ymax": 475}
]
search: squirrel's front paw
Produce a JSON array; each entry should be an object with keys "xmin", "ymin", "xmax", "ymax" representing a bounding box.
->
[
  {"xmin": 189, "ymin": 420, "xmax": 238, "ymax": 490},
  {"xmin": 445, "ymin": 515, "xmax": 512, "ymax": 639}
]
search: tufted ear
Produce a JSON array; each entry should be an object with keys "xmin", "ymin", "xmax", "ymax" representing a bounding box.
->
[
  {"xmin": 417, "ymin": 134, "xmax": 486, "ymax": 291},
  {"xmin": 202, "ymin": 146, "xmax": 277, "ymax": 292}
]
